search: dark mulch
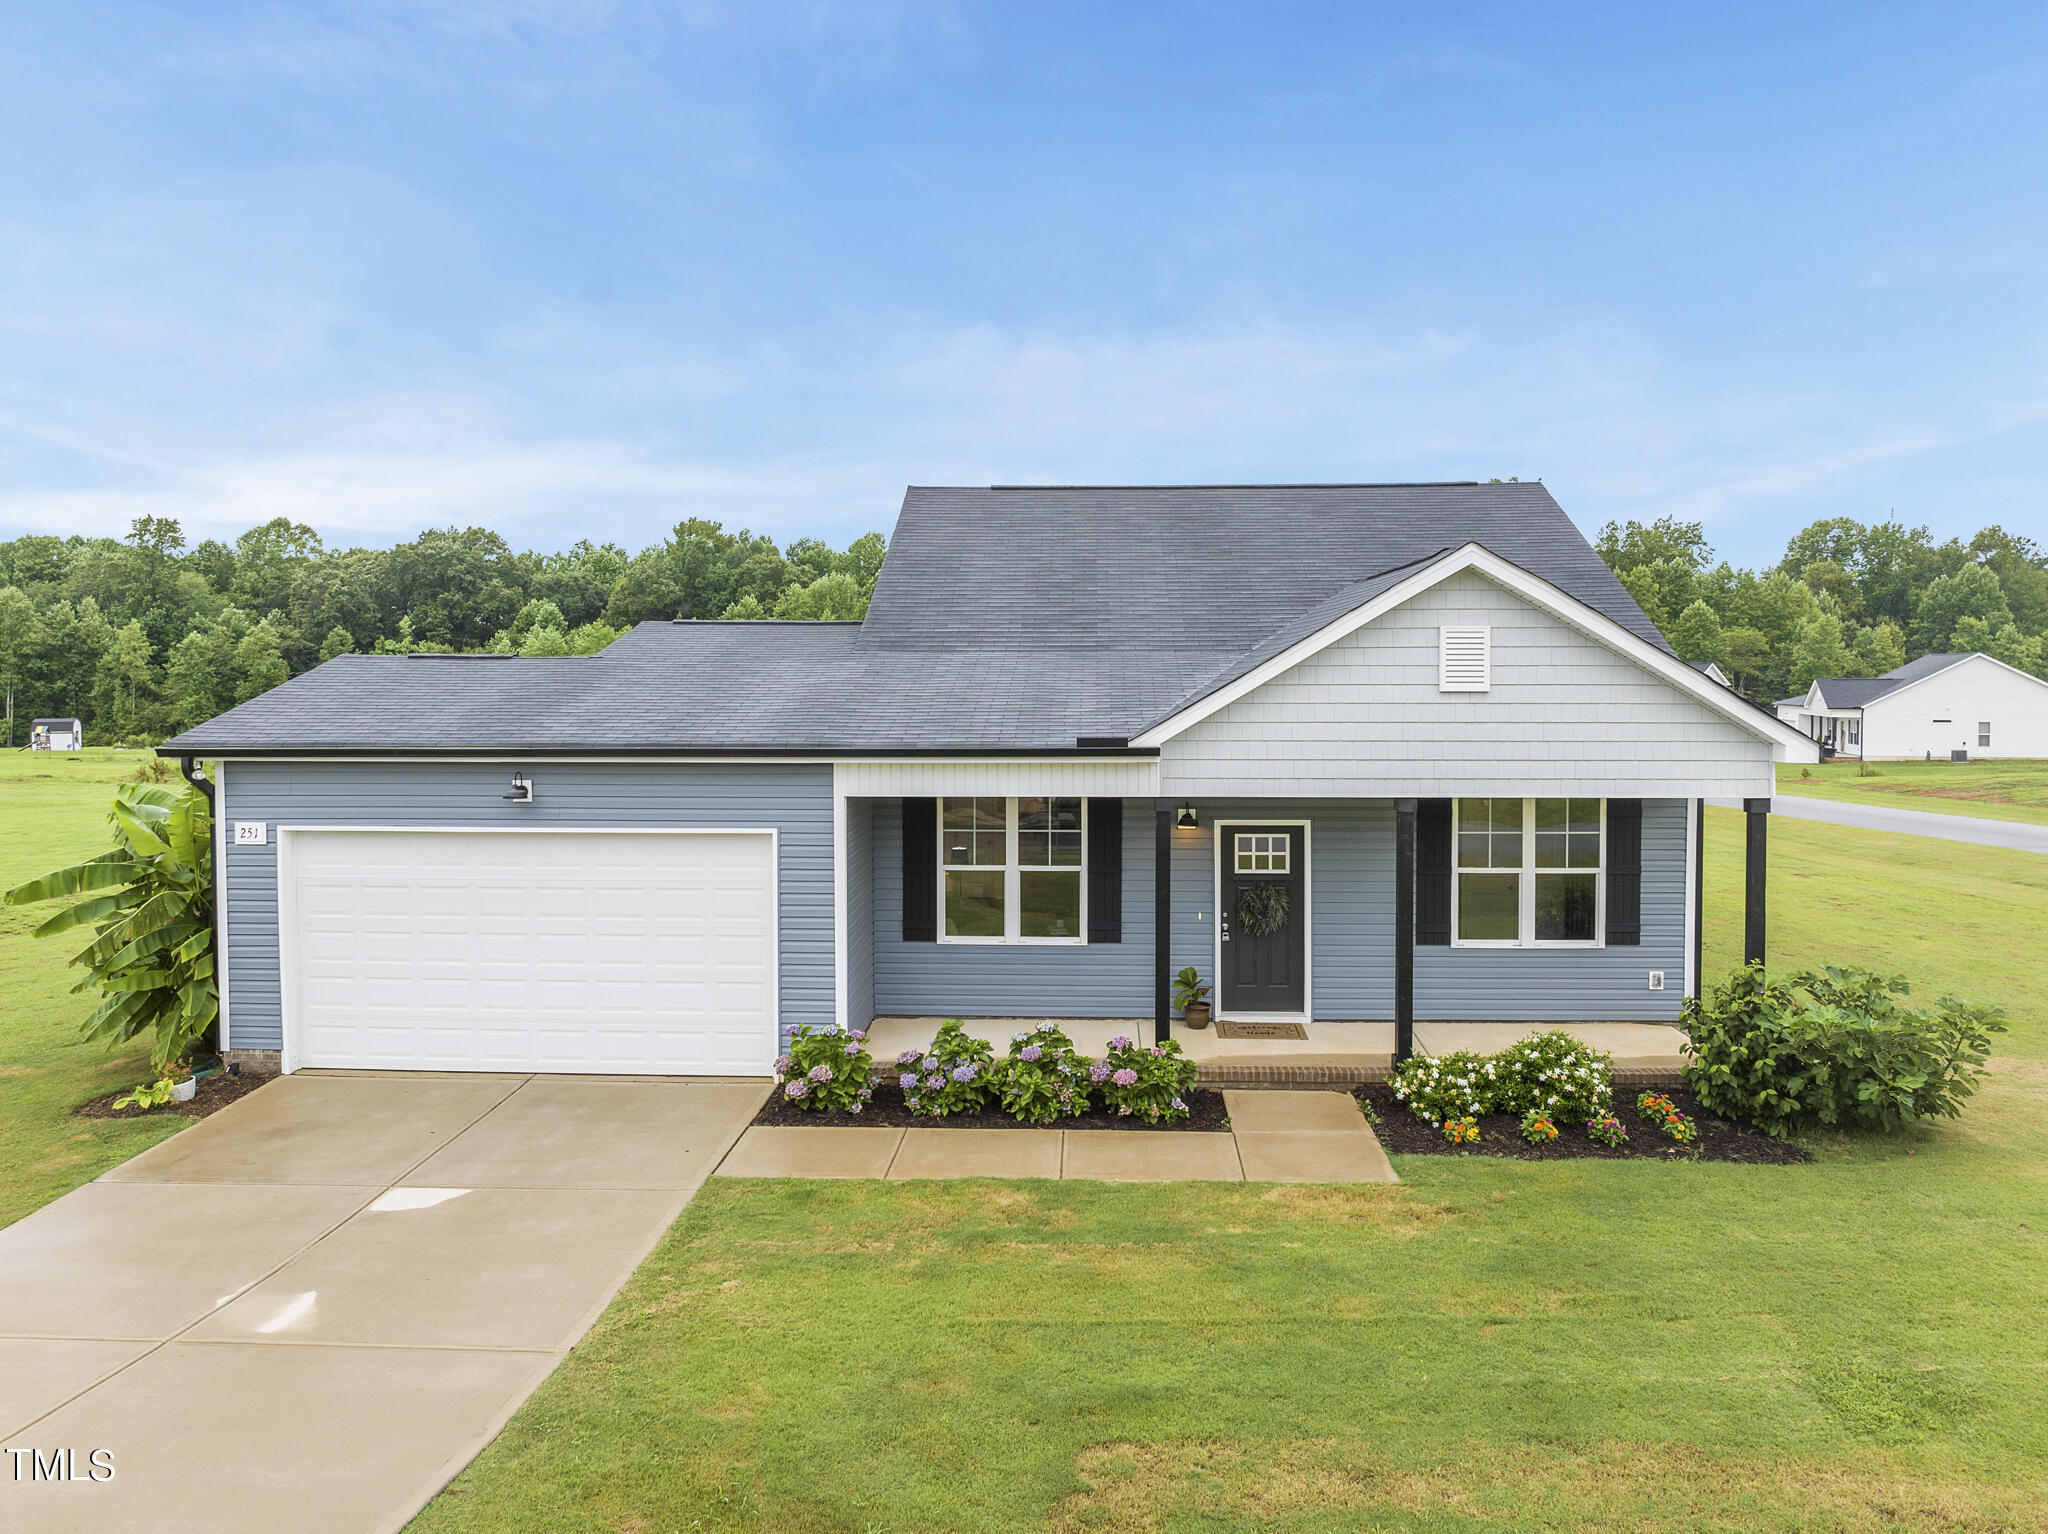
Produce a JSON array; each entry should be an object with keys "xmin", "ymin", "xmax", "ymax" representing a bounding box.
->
[
  {"xmin": 75, "ymin": 1068, "xmax": 275, "ymax": 1122},
  {"xmin": 1353, "ymin": 1083, "xmax": 1811, "ymax": 1164},
  {"xmin": 752, "ymin": 1083, "xmax": 1232, "ymax": 1132}
]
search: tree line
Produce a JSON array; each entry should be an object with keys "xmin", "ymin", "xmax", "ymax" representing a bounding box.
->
[
  {"xmin": 0, "ymin": 516, "xmax": 886, "ymax": 745},
  {"xmin": 1595, "ymin": 515, "xmax": 2048, "ymax": 701}
]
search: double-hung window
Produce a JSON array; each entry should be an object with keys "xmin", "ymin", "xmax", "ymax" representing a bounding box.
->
[
  {"xmin": 1453, "ymin": 797, "xmax": 1603, "ymax": 946},
  {"xmin": 941, "ymin": 797, "xmax": 1085, "ymax": 943}
]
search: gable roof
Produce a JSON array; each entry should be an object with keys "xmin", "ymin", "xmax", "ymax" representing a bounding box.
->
[
  {"xmin": 1811, "ymin": 653, "xmax": 1973, "ymax": 710},
  {"xmin": 162, "ymin": 482, "xmax": 1710, "ymax": 757}
]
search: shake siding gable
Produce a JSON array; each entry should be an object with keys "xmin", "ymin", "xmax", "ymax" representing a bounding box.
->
[{"xmin": 1158, "ymin": 569, "xmax": 1777, "ymax": 799}]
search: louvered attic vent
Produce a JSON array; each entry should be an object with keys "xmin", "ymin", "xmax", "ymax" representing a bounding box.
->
[{"xmin": 1439, "ymin": 626, "xmax": 1491, "ymax": 692}]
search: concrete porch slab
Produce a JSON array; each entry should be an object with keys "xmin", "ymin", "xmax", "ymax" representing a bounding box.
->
[
  {"xmin": 0, "ymin": 1338, "xmax": 154, "ymax": 1439},
  {"xmin": 187, "ymin": 1185, "xmax": 683, "ymax": 1353},
  {"xmin": 1415, "ymin": 1022, "xmax": 1687, "ymax": 1072},
  {"xmin": 887, "ymin": 1128, "xmax": 1064, "ymax": 1180},
  {"xmin": 1222, "ymin": 1089, "xmax": 1367, "ymax": 1132},
  {"xmin": 1061, "ymin": 1132, "xmax": 1243, "ymax": 1181},
  {"xmin": 100, "ymin": 1073, "xmax": 524, "ymax": 1187},
  {"xmin": 714, "ymin": 1126, "xmax": 905, "ymax": 1179},
  {"xmin": 866, "ymin": 1016, "xmax": 1152, "ymax": 1059},
  {"xmin": 0, "ymin": 1182, "xmax": 369, "ymax": 1340},
  {"xmin": 0, "ymin": 1340, "xmax": 557, "ymax": 1534},
  {"xmin": 402, "ymin": 1078, "xmax": 770, "ymax": 1191},
  {"xmin": 1235, "ymin": 1129, "xmax": 1399, "ymax": 1184}
]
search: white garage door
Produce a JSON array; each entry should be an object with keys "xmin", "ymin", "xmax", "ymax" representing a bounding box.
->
[{"xmin": 282, "ymin": 829, "xmax": 779, "ymax": 1075}]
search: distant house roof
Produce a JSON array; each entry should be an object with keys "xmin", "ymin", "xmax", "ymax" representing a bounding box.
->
[
  {"xmin": 32, "ymin": 717, "xmax": 82, "ymax": 727},
  {"xmin": 1691, "ymin": 660, "xmax": 1731, "ymax": 686},
  {"xmin": 160, "ymin": 482, "xmax": 1682, "ymax": 756},
  {"xmin": 1811, "ymin": 653, "xmax": 1973, "ymax": 711}
]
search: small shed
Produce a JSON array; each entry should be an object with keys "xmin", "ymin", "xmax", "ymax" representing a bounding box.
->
[{"xmin": 30, "ymin": 717, "xmax": 83, "ymax": 751}]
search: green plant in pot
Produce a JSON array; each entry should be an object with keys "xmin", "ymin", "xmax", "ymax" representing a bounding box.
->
[{"xmin": 1173, "ymin": 966, "xmax": 1212, "ymax": 1028}]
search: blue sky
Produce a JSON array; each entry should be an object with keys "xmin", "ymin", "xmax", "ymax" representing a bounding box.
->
[{"xmin": 2, "ymin": 2, "xmax": 2044, "ymax": 566}]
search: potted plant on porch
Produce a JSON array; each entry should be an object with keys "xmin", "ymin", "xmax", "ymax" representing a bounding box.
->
[{"xmin": 1174, "ymin": 966, "xmax": 1213, "ymax": 1029}]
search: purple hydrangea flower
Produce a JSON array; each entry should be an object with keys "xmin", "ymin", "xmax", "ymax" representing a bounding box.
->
[
  {"xmin": 849, "ymin": 1029, "xmax": 868, "ymax": 1042},
  {"xmin": 843, "ymin": 1041, "xmax": 861, "ymax": 1055},
  {"xmin": 1170, "ymin": 1097, "xmax": 1188, "ymax": 1111},
  {"xmin": 1108, "ymin": 1035, "xmax": 1131, "ymax": 1050},
  {"xmin": 950, "ymin": 1064, "xmax": 978, "ymax": 1083},
  {"xmin": 898, "ymin": 1050, "xmax": 920, "ymax": 1067},
  {"xmin": 1150, "ymin": 1047, "xmax": 1166, "ymax": 1058},
  {"xmin": 808, "ymin": 1063, "xmax": 834, "ymax": 1083},
  {"xmin": 849, "ymin": 1102, "xmax": 863, "ymax": 1114},
  {"xmin": 925, "ymin": 1073, "xmax": 945, "ymax": 1091},
  {"xmin": 1088, "ymin": 1062, "xmax": 1113, "ymax": 1084},
  {"xmin": 784, "ymin": 1080, "xmax": 809, "ymax": 1100},
  {"xmin": 773, "ymin": 1055, "xmax": 794, "ymax": 1075},
  {"xmin": 1112, "ymin": 1068, "xmax": 1139, "ymax": 1088},
  {"xmin": 1020, "ymin": 1044, "xmax": 1043, "ymax": 1062},
  {"xmin": 922, "ymin": 1056, "xmax": 940, "ymax": 1072},
  {"xmin": 899, "ymin": 1072, "xmax": 920, "ymax": 1092}
]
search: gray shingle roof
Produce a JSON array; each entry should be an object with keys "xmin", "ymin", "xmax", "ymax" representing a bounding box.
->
[
  {"xmin": 163, "ymin": 482, "xmax": 1671, "ymax": 756},
  {"xmin": 1812, "ymin": 654, "xmax": 1972, "ymax": 710}
]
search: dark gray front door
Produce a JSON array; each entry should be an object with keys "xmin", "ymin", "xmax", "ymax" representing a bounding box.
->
[{"xmin": 1219, "ymin": 825, "xmax": 1306, "ymax": 1014}]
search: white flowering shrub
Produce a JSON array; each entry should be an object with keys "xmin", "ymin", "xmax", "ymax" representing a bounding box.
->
[
  {"xmin": 1489, "ymin": 1030, "xmax": 1613, "ymax": 1122},
  {"xmin": 1389, "ymin": 1050, "xmax": 1497, "ymax": 1125}
]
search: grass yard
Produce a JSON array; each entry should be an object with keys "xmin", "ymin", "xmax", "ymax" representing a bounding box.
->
[
  {"xmin": 1777, "ymin": 757, "xmax": 2048, "ymax": 827},
  {"xmin": 415, "ymin": 806, "xmax": 2048, "ymax": 1534},
  {"xmin": 0, "ymin": 747, "xmax": 189, "ymax": 1229}
]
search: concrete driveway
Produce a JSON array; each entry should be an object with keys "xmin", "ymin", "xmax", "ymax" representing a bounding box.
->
[
  {"xmin": 0, "ymin": 1071, "xmax": 767, "ymax": 1534},
  {"xmin": 1714, "ymin": 793, "xmax": 2048, "ymax": 854}
]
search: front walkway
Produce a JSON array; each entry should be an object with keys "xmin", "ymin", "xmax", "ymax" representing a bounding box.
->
[
  {"xmin": 866, "ymin": 1015, "xmax": 1688, "ymax": 1084},
  {"xmin": 718, "ymin": 1089, "xmax": 1397, "ymax": 1184},
  {"xmin": 0, "ymin": 1071, "xmax": 766, "ymax": 1534}
]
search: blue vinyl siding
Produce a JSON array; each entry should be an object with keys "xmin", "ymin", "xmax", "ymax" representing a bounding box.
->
[
  {"xmin": 1174, "ymin": 799, "xmax": 1687, "ymax": 1023},
  {"xmin": 219, "ymin": 759, "xmax": 835, "ymax": 1053},
  {"xmin": 869, "ymin": 797, "xmax": 1154, "ymax": 1017}
]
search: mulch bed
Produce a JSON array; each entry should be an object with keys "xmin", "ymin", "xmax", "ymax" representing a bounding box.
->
[
  {"xmin": 752, "ymin": 1083, "xmax": 1232, "ymax": 1132},
  {"xmin": 75, "ymin": 1068, "xmax": 275, "ymax": 1122},
  {"xmin": 1353, "ymin": 1084, "xmax": 1811, "ymax": 1164}
]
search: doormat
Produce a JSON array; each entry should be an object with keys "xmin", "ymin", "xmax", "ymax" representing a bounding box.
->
[{"xmin": 1213, "ymin": 1019, "xmax": 1308, "ymax": 1041}]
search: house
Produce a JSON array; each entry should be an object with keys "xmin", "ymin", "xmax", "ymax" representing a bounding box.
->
[
  {"xmin": 1692, "ymin": 661, "xmax": 1733, "ymax": 688},
  {"xmin": 161, "ymin": 483, "xmax": 1819, "ymax": 1078},
  {"xmin": 1775, "ymin": 652, "xmax": 2048, "ymax": 761},
  {"xmin": 30, "ymin": 717, "xmax": 83, "ymax": 751}
]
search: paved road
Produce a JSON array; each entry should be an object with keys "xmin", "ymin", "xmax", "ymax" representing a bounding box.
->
[{"xmin": 1710, "ymin": 794, "xmax": 2048, "ymax": 854}]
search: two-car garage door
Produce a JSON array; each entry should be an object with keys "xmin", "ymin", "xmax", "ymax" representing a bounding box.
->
[{"xmin": 281, "ymin": 830, "xmax": 779, "ymax": 1075}]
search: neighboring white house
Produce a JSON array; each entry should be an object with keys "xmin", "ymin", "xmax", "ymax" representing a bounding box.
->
[
  {"xmin": 1692, "ymin": 660, "xmax": 1733, "ymax": 687},
  {"xmin": 29, "ymin": 717, "xmax": 83, "ymax": 751},
  {"xmin": 1776, "ymin": 652, "xmax": 2048, "ymax": 760}
]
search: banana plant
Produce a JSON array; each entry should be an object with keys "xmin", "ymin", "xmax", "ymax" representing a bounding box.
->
[{"xmin": 5, "ymin": 781, "xmax": 217, "ymax": 1071}]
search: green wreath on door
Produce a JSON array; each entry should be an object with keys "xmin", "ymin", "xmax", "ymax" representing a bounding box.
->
[{"xmin": 1236, "ymin": 881, "xmax": 1291, "ymax": 939}]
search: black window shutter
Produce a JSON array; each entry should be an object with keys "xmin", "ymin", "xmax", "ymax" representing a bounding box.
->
[
  {"xmin": 1606, "ymin": 798, "xmax": 1642, "ymax": 946},
  {"xmin": 901, "ymin": 798, "xmax": 937, "ymax": 942},
  {"xmin": 1416, "ymin": 799, "xmax": 1452, "ymax": 945},
  {"xmin": 1086, "ymin": 798, "xmax": 1123, "ymax": 944}
]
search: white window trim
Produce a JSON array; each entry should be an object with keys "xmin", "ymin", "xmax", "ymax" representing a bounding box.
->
[
  {"xmin": 936, "ymin": 796, "xmax": 1088, "ymax": 946},
  {"xmin": 1449, "ymin": 797, "xmax": 1606, "ymax": 949}
]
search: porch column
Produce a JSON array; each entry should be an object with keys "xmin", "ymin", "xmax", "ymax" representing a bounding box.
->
[
  {"xmin": 1394, "ymin": 797, "xmax": 1416, "ymax": 1062},
  {"xmin": 1743, "ymin": 796, "xmax": 1769, "ymax": 968},
  {"xmin": 1154, "ymin": 799, "xmax": 1172, "ymax": 1043},
  {"xmin": 1691, "ymin": 797, "xmax": 1706, "ymax": 1000}
]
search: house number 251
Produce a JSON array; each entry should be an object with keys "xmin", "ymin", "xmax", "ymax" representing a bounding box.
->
[{"xmin": 233, "ymin": 823, "xmax": 268, "ymax": 846}]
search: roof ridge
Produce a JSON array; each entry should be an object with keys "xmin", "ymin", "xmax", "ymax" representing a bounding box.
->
[{"xmin": 973, "ymin": 481, "xmax": 1489, "ymax": 491}]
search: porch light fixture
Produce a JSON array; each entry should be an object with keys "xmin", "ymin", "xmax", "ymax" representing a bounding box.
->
[
  {"xmin": 503, "ymin": 774, "xmax": 534, "ymax": 804},
  {"xmin": 1177, "ymin": 804, "xmax": 1198, "ymax": 828}
]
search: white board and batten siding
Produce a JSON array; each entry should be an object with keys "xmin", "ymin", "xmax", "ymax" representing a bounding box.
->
[
  {"xmin": 1160, "ymin": 569, "xmax": 1780, "ymax": 800},
  {"xmin": 1864, "ymin": 655, "xmax": 2048, "ymax": 760}
]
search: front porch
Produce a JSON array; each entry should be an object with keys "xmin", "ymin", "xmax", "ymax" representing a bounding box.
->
[{"xmin": 864, "ymin": 1015, "xmax": 1688, "ymax": 1086}]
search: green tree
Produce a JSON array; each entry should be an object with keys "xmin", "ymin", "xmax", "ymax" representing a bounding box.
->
[
  {"xmin": 95, "ymin": 619, "xmax": 156, "ymax": 736},
  {"xmin": 599, "ymin": 546, "xmax": 683, "ymax": 626},
  {"xmin": 233, "ymin": 621, "xmax": 290, "ymax": 704},
  {"xmin": 0, "ymin": 586, "xmax": 39, "ymax": 746},
  {"xmin": 230, "ymin": 518, "xmax": 324, "ymax": 616},
  {"xmin": 774, "ymin": 570, "xmax": 868, "ymax": 621},
  {"xmin": 1787, "ymin": 614, "xmax": 1860, "ymax": 693},
  {"xmin": 532, "ymin": 540, "xmax": 630, "ymax": 628},
  {"xmin": 1668, "ymin": 600, "xmax": 1728, "ymax": 668},
  {"xmin": 1596, "ymin": 516, "xmax": 1712, "ymax": 573},
  {"xmin": 1724, "ymin": 626, "xmax": 1772, "ymax": 693},
  {"xmin": 1851, "ymin": 621, "xmax": 1906, "ymax": 677},
  {"xmin": 317, "ymin": 626, "xmax": 355, "ymax": 663},
  {"xmin": 566, "ymin": 621, "xmax": 623, "ymax": 655},
  {"xmin": 1952, "ymin": 617, "xmax": 2047, "ymax": 678},
  {"xmin": 719, "ymin": 593, "xmax": 768, "ymax": 620},
  {"xmin": 122, "ymin": 515, "xmax": 188, "ymax": 650},
  {"xmin": 841, "ymin": 532, "xmax": 887, "ymax": 594},
  {"xmin": 516, "ymin": 624, "xmax": 572, "ymax": 657},
  {"xmin": 1911, "ymin": 564, "xmax": 2012, "ymax": 654},
  {"xmin": 163, "ymin": 626, "xmax": 237, "ymax": 731},
  {"xmin": 384, "ymin": 528, "xmax": 529, "ymax": 650}
]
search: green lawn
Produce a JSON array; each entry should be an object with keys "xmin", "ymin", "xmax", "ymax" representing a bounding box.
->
[
  {"xmin": 0, "ymin": 747, "xmax": 189, "ymax": 1229},
  {"xmin": 415, "ymin": 806, "xmax": 2048, "ymax": 1534},
  {"xmin": 1777, "ymin": 758, "xmax": 2048, "ymax": 827}
]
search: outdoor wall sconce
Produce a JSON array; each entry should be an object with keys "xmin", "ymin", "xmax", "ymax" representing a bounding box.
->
[
  {"xmin": 1177, "ymin": 804, "xmax": 1198, "ymax": 828},
  {"xmin": 503, "ymin": 774, "xmax": 534, "ymax": 803}
]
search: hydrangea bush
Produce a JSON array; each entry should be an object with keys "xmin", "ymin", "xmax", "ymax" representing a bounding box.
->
[
  {"xmin": 895, "ymin": 1019, "xmax": 996, "ymax": 1117},
  {"xmin": 774, "ymin": 1025, "xmax": 877, "ymax": 1113},
  {"xmin": 1090, "ymin": 1035, "xmax": 1197, "ymax": 1123},
  {"xmin": 1489, "ymin": 1030, "xmax": 1614, "ymax": 1122},
  {"xmin": 1389, "ymin": 1050, "xmax": 1496, "ymax": 1125},
  {"xmin": 992, "ymin": 1024, "xmax": 1095, "ymax": 1123}
]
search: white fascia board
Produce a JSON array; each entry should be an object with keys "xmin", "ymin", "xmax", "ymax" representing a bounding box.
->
[{"xmin": 1130, "ymin": 541, "xmax": 1823, "ymax": 761}]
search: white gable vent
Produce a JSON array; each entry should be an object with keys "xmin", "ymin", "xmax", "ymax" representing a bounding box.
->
[{"xmin": 1439, "ymin": 626, "xmax": 1491, "ymax": 692}]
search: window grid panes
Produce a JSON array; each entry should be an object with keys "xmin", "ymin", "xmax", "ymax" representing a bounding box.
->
[
  {"xmin": 1980, "ymin": 722, "xmax": 1992, "ymax": 747},
  {"xmin": 940, "ymin": 797, "xmax": 1086, "ymax": 944},
  {"xmin": 1235, "ymin": 833, "xmax": 1289, "ymax": 873},
  {"xmin": 1455, "ymin": 798, "xmax": 1602, "ymax": 946}
]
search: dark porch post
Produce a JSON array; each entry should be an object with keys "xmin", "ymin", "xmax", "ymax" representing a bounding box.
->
[
  {"xmin": 1692, "ymin": 797, "xmax": 1706, "ymax": 999},
  {"xmin": 1154, "ymin": 799, "xmax": 1172, "ymax": 1043},
  {"xmin": 1743, "ymin": 796, "xmax": 1769, "ymax": 968},
  {"xmin": 1394, "ymin": 796, "xmax": 1416, "ymax": 1063}
]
